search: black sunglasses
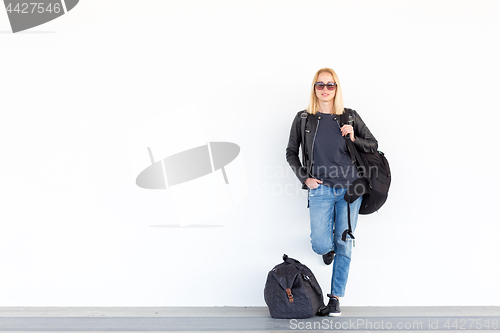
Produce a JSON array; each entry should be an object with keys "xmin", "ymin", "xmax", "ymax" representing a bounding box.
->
[{"xmin": 315, "ymin": 82, "xmax": 337, "ymax": 91}]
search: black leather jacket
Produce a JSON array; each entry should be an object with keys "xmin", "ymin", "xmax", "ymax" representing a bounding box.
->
[{"xmin": 286, "ymin": 108, "xmax": 378, "ymax": 189}]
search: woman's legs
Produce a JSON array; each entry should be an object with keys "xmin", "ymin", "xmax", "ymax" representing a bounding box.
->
[
  {"xmin": 331, "ymin": 194, "xmax": 362, "ymax": 297},
  {"xmin": 309, "ymin": 185, "xmax": 363, "ymax": 297},
  {"xmin": 308, "ymin": 184, "xmax": 335, "ymax": 255}
]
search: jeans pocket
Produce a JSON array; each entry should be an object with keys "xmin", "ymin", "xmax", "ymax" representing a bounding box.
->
[{"xmin": 309, "ymin": 184, "xmax": 321, "ymax": 197}]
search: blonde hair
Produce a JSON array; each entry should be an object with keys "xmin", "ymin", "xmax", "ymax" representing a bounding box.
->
[{"xmin": 306, "ymin": 68, "xmax": 344, "ymax": 115}]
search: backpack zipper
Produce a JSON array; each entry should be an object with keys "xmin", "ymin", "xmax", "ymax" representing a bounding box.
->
[{"xmin": 309, "ymin": 118, "xmax": 320, "ymax": 176}]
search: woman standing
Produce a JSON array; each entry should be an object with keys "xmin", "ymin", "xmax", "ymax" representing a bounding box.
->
[{"xmin": 286, "ymin": 68, "xmax": 378, "ymax": 316}]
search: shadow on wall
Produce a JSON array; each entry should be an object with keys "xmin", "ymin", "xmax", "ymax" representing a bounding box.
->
[{"xmin": 130, "ymin": 111, "xmax": 248, "ymax": 228}]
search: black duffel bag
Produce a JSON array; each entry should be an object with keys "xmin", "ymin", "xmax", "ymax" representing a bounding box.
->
[{"xmin": 264, "ymin": 254, "xmax": 324, "ymax": 319}]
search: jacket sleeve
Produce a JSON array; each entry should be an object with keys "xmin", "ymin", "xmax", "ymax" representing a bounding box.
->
[
  {"xmin": 352, "ymin": 110, "xmax": 378, "ymax": 153},
  {"xmin": 286, "ymin": 112, "xmax": 309, "ymax": 185}
]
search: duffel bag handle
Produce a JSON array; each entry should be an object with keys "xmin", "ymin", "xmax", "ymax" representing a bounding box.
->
[{"xmin": 282, "ymin": 254, "xmax": 322, "ymax": 297}]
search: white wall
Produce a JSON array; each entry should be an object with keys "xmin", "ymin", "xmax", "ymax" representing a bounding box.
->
[{"xmin": 1, "ymin": 0, "xmax": 499, "ymax": 307}]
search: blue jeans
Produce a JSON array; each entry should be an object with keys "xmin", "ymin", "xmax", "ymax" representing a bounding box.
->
[{"xmin": 308, "ymin": 184, "xmax": 362, "ymax": 297}]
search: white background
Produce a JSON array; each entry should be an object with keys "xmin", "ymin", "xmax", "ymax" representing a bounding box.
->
[{"xmin": 1, "ymin": 0, "xmax": 500, "ymax": 307}]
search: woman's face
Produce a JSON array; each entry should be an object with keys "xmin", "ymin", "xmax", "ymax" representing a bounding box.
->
[{"xmin": 315, "ymin": 72, "xmax": 336, "ymax": 103}]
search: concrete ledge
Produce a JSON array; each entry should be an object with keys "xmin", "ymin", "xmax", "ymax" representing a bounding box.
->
[{"xmin": 0, "ymin": 307, "xmax": 498, "ymax": 332}]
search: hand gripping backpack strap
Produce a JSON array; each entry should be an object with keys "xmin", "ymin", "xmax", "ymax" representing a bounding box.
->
[
  {"xmin": 340, "ymin": 109, "xmax": 365, "ymax": 172},
  {"xmin": 340, "ymin": 110, "xmax": 355, "ymax": 165}
]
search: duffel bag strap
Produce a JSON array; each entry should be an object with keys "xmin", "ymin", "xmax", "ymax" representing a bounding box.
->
[{"xmin": 285, "ymin": 288, "xmax": 294, "ymax": 303}]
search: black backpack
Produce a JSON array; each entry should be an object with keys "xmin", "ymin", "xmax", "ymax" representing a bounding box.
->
[
  {"xmin": 339, "ymin": 109, "xmax": 391, "ymax": 241},
  {"xmin": 264, "ymin": 255, "xmax": 325, "ymax": 319}
]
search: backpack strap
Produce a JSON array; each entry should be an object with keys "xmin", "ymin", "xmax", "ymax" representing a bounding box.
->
[
  {"xmin": 340, "ymin": 109, "xmax": 361, "ymax": 242},
  {"xmin": 300, "ymin": 112, "xmax": 311, "ymax": 208},
  {"xmin": 339, "ymin": 109, "xmax": 350, "ymax": 127},
  {"xmin": 342, "ymin": 204, "xmax": 355, "ymax": 242},
  {"xmin": 300, "ymin": 112, "xmax": 308, "ymax": 166},
  {"xmin": 339, "ymin": 109, "xmax": 357, "ymax": 165}
]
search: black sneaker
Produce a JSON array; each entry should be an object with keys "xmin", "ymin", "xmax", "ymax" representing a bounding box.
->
[
  {"xmin": 326, "ymin": 294, "xmax": 341, "ymax": 317},
  {"xmin": 322, "ymin": 250, "xmax": 335, "ymax": 265}
]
